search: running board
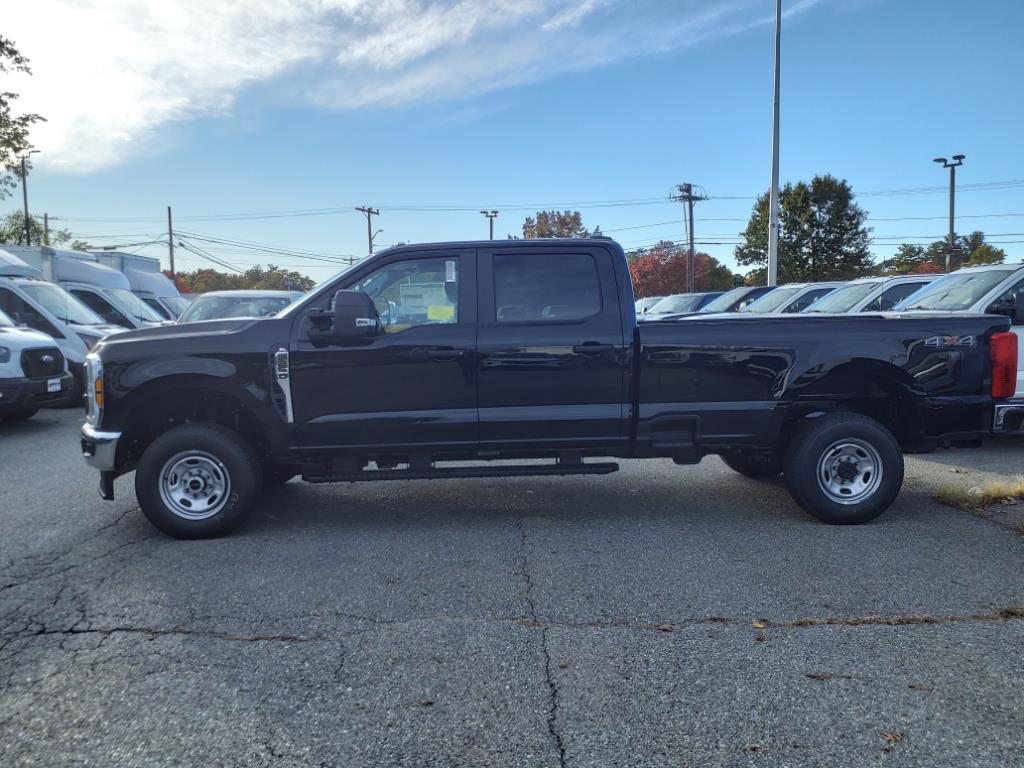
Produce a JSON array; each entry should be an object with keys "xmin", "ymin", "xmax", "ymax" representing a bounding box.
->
[{"xmin": 302, "ymin": 462, "xmax": 620, "ymax": 483}]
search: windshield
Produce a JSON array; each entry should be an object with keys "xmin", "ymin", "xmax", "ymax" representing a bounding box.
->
[
  {"xmin": 179, "ymin": 295, "xmax": 293, "ymax": 323},
  {"xmin": 649, "ymin": 294, "xmax": 704, "ymax": 314},
  {"xmin": 19, "ymin": 282, "xmax": 106, "ymax": 326},
  {"xmin": 162, "ymin": 295, "xmax": 190, "ymax": 315},
  {"xmin": 105, "ymin": 287, "xmax": 165, "ymax": 323},
  {"xmin": 898, "ymin": 269, "xmax": 1018, "ymax": 311},
  {"xmin": 804, "ymin": 281, "xmax": 881, "ymax": 313},
  {"xmin": 700, "ymin": 286, "xmax": 753, "ymax": 313},
  {"xmin": 741, "ymin": 285, "xmax": 802, "ymax": 313}
]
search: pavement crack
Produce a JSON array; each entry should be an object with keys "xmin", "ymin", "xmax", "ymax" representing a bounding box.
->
[
  {"xmin": 517, "ymin": 516, "xmax": 538, "ymax": 622},
  {"xmin": 541, "ymin": 627, "xmax": 568, "ymax": 768},
  {"xmin": 30, "ymin": 626, "xmax": 332, "ymax": 645}
]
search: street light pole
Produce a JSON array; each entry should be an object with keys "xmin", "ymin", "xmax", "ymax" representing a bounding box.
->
[
  {"xmin": 480, "ymin": 210, "xmax": 498, "ymax": 240},
  {"xmin": 933, "ymin": 154, "xmax": 965, "ymax": 272},
  {"xmin": 766, "ymin": 0, "xmax": 782, "ymax": 287},
  {"xmin": 19, "ymin": 150, "xmax": 39, "ymax": 246}
]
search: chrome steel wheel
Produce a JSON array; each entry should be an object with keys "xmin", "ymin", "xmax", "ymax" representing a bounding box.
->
[
  {"xmin": 815, "ymin": 438, "xmax": 883, "ymax": 505},
  {"xmin": 158, "ymin": 450, "xmax": 231, "ymax": 520}
]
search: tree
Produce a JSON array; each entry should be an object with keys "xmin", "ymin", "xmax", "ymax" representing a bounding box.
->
[
  {"xmin": 521, "ymin": 210, "xmax": 601, "ymax": 239},
  {"xmin": 0, "ymin": 209, "xmax": 74, "ymax": 246},
  {"xmin": 0, "ymin": 37, "xmax": 45, "ymax": 201},
  {"xmin": 885, "ymin": 230, "xmax": 1006, "ymax": 273},
  {"xmin": 174, "ymin": 264, "xmax": 315, "ymax": 294},
  {"xmin": 735, "ymin": 175, "xmax": 873, "ymax": 283},
  {"xmin": 627, "ymin": 240, "xmax": 736, "ymax": 297}
]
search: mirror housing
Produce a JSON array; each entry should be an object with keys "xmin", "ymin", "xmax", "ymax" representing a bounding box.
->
[{"xmin": 309, "ymin": 290, "xmax": 379, "ymax": 343}]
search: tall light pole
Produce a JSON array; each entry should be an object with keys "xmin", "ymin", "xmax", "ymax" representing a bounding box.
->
[
  {"xmin": 480, "ymin": 210, "xmax": 498, "ymax": 240},
  {"xmin": 766, "ymin": 0, "xmax": 782, "ymax": 287},
  {"xmin": 19, "ymin": 149, "xmax": 39, "ymax": 246},
  {"xmin": 933, "ymin": 154, "xmax": 965, "ymax": 272}
]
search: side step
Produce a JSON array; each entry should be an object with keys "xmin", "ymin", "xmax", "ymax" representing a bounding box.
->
[{"xmin": 302, "ymin": 461, "xmax": 620, "ymax": 484}]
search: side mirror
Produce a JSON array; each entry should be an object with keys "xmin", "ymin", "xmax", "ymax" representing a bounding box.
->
[{"xmin": 309, "ymin": 290, "xmax": 379, "ymax": 342}]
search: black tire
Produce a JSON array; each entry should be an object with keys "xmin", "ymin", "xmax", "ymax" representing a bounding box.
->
[
  {"xmin": 783, "ymin": 412, "xmax": 903, "ymax": 525},
  {"xmin": 1, "ymin": 408, "xmax": 38, "ymax": 422},
  {"xmin": 262, "ymin": 467, "xmax": 297, "ymax": 488},
  {"xmin": 721, "ymin": 452, "xmax": 782, "ymax": 479},
  {"xmin": 135, "ymin": 423, "xmax": 262, "ymax": 539}
]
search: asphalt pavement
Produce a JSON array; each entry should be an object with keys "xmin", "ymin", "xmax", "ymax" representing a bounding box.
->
[{"xmin": 2, "ymin": 408, "xmax": 1023, "ymax": 767}]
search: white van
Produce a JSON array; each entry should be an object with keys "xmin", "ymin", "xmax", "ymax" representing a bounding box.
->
[
  {"xmin": 3, "ymin": 246, "xmax": 168, "ymax": 330},
  {"xmin": 0, "ymin": 307, "xmax": 73, "ymax": 420},
  {"xmin": 93, "ymin": 250, "xmax": 186, "ymax": 320},
  {"xmin": 0, "ymin": 249, "xmax": 122, "ymax": 396}
]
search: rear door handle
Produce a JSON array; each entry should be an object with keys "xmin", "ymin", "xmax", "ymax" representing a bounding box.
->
[
  {"xmin": 573, "ymin": 343, "xmax": 614, "ymax": 355},
  {"xmin": 426, "ymin": 347, "xmax": 466, "ymax": 361}
]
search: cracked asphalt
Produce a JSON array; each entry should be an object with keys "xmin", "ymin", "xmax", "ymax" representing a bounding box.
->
[{"xmin": 3, "ymin": 408, "xmax": 1024, "ymax": 767}]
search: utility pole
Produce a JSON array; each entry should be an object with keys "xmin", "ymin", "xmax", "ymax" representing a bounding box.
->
[
  {"xmin": 671, "ymin": 183, "xmax": 707, "ymax": 293},
  {"xmin": 167, "ymin": 206, "xmax": 176, "ymax": 277},
  {"xmin": 43, "ymin": 213, "xmax": 49, "ymax": 246},
  {"xmin": 767, "ymin": 0, "xmax": 782, "ymax": 287},
  {"xmin": 480, "ymin": 210, "xmax": 498, "ymax": 240},
  {"xmin": 933, "ymin": 155, "xmax": 965, "ymax": 272},
  {"xmin": 355, "ymin": 206, "xmax": 381, "ymax": 254}
]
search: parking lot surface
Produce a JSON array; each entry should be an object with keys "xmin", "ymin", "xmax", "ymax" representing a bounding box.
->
[{"xmin": 2, "ymin": 408, "xmax": 1024, "ymax": 767}]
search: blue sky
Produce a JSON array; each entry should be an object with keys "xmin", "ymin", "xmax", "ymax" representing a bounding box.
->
[{"xmin": 8, "ymin": 0, "xmax": 1024, "ymax": 281}]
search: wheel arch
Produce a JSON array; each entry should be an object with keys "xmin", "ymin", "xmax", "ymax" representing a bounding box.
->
[
  {"xmin": 783, "ymin": 358, "xmax": 926, "ymax": 450},
  {"xmin": 114, "ymin": 374, "xmax": 280, "ymax": 470}
]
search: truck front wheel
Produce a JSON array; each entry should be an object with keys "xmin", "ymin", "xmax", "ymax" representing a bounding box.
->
[
  {"xmin": 135, "ymin": 423, "xmax": 262, "ymax": 539},
  {"xmin": 783, "ymin": 412, "xmax": 903, "ymax": 525}
]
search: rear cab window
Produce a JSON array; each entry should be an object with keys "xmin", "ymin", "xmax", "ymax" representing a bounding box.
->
[{"xmin": 493, "ymin": 252, "xmax": 601, "ymax": 323}]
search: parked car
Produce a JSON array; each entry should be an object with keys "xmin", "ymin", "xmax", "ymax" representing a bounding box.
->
[
  {"xmin": 696, "ymin": 285, "xmax": 776, "ymax": 314},
  {"xmin": 177, "ymin": 290, "xmax": 304, "ymax": 324},
  {"xmin": 4, "ymin": 246, "xmax": 169, "ymax": 330},
  {"xmin": 638, "ymin": 291, "xmax": 724, "ymax": 321},
  {"xmin": 635, "ymin": 296, "xmax": 664, "ymax": 315},
  {"xmin": 893, "ymin": 263, "xmax": 1024, "ymax": 429},
  {"xmin": 0, "ymin": 307, "xmax": 73, "ymax": 420},
  {"xmin": 0, "ymin": 249, "xmax": 122, "ymax": 397},
  {"xmin": 734, "ymin": 281, "xmax": 845, "ymax": 314},
  {"xmin": 803, "ymin": 275, "xmax": 936, "ymax": 314},
  {"xmin": 81, "ymin": 238, "xmax": 1014, "ymax": 538}
]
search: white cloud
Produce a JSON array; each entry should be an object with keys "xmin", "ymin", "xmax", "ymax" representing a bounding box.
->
[{"xmin": 5, "ymin": 0, "xmax": 829, "ymax": 172}]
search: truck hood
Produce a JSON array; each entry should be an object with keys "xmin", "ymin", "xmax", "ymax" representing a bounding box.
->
[{"xmin": 98, "ymin": 318, "xmax": 258, "ymax": 347}]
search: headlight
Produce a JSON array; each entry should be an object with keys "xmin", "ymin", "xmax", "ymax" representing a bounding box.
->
[
  {"xmin": 85, "ymin": 352, "xmax": 103, "ymax": 425},
  {"xmin": 0, "ymin": 346, "xmax": 10, "ymax": 364}
]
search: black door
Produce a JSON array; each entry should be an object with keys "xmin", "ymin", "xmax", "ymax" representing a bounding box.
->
[
  {"xmin": 476, "ymin": 245, "xmax": 628, "ymax": 448},
  {"xmin": 289, "ymin": 250, "xmax": 477, "ymax": 451}
]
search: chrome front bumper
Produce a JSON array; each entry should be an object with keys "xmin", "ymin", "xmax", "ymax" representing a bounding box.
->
[
  {"xmin": 993, "ymin": 400, "xmax": 1024, "ymax": 434},
  {"xmin": 81, "ymin": 423, "xmax": 122, "ymax": 472}
]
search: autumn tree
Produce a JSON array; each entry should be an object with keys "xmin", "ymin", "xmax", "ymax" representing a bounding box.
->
[
  {"xmin": 174, "ymin": 264, "xmax": 315, "ymax": 294},
  {"xmin": 521, "ymin": 210, "xmax": 601, "ymax": 239},
  {"xmin": 735, "ymin": 175, "xmax": 873, "ymax": 283},
  {"xmin": 0, "ymin": 37, "xmax": 44, "ymax": 201},
  {"xmin": 628, "ymin": 240, "xmax": 736, "ymax": 297},
  {"xmin": 884, "ymin": 231, "xmax": 1006, "ymax": 273}
]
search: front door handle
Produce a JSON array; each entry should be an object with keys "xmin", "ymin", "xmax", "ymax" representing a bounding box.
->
[
  {"xmin": 573, "ymin": 343, "xmax": 614, "ymax": 355},
  {"xmin": 426, "ymin": 347, "xmax": 466, "ymax": 361}
]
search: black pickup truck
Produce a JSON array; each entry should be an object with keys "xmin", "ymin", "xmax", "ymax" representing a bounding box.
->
[{"xmin": 81, "ymin": 238, "xmax": 1017, "ymax": 538}]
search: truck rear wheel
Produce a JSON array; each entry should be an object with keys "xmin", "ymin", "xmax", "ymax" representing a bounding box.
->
[
  {"xmin": 783, "ymin": 412, "xmax": 903, "ymax": 525},
  {"xmin": 135, "ymin": 423, "xmax": 262, "ymax": 539},
  {"xmin": 721, "ymin": 452, "xmax": 782, "ymax": 479}
]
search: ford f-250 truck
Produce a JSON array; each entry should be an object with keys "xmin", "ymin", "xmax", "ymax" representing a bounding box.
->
[{"xmin": 80, "ymin": 238, "xmax": 1017, "ymax": 538}]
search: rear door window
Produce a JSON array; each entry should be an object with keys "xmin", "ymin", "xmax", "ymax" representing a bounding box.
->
[{"xmin": 493, "ymin": 253, "xmax": 601, "ymax": 323}]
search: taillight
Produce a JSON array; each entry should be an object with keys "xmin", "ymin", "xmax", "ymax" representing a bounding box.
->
[{"xmin": 990, "ymin": 331, "xmax": 1017, "ymax": 399}]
